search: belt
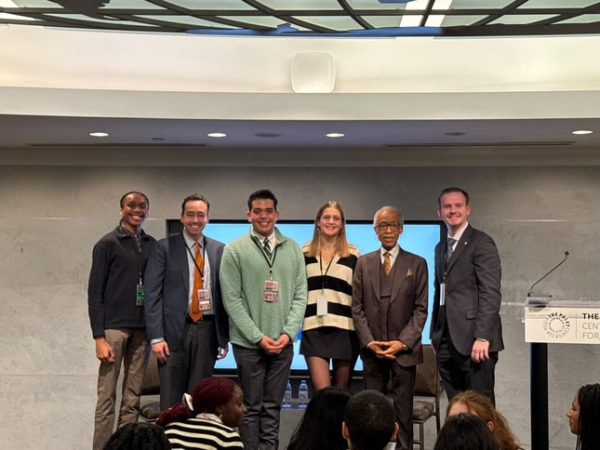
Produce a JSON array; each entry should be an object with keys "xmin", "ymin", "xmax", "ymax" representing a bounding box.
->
[{"xmin": 185, "ymin": 314, "xmax": 215, "ymax": 324}]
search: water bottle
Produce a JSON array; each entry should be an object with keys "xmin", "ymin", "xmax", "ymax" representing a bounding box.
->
[
  {"xmin": 282, "ymin": 380, "xmax": 292, "ymax": 409},
  {"xmin": 298, "ymin": 379, "xmax": 309, "ymax": 409}
]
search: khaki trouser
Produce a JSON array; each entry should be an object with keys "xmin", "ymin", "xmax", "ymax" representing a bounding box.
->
[{"xmin": 92, "ymin": 328, "xmax": 147, "ymax": 450}]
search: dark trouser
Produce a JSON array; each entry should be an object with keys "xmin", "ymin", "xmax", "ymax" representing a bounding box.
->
[
  {"xmin": 158, "ymin": 320, "xmax": 217, "ymax": 410},
  {"xmin": 436, "ymin": 335, "xmax": 498, "ymax": 405},
  {"xmin": 361, "ymin": 350, "xmax": 416, "ymax": 450},
  {"xmin": 233, "ymin": 344, "xmax": 293, "ymax": 450}
]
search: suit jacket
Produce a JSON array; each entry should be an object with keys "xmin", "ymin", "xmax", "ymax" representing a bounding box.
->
[
  {"xmin": 352, "ymin": 247, "xmax": 429, "ymax": 367},
  {"xmin": 144, "ymin": 233, "xmax": 228, "ymax": 351},
  {"xmin": 430, "ymin": 224, "xmax": 503, "ymax": 356}
]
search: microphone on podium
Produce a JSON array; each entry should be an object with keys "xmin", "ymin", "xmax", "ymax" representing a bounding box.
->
[{"xmin": 527, "ymin": 251, "xmax": 570, "ymax": 305}]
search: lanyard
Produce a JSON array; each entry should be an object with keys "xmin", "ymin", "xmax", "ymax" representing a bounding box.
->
[
  {"xmin": 319, "ymin": 252, "xmax": 335, "ymax": 291},
  {"xmin": 252, "ymin": 235, "xmax": 279, "ymax": 273},
  {"xmin": 119, "ymin": 224, "xmax": 145, "ymax": 283},
  {"xmin": 185, "ymin": 238, "xmax": 206, "ymax": 279}
]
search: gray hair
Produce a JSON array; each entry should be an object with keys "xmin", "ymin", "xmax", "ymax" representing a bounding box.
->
[{"xmin": 373, "ymin": 206, "xmax": 403, "ymax": 227}]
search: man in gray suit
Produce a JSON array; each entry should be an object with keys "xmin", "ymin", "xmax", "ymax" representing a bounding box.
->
[
  {"xmin": 352, "ymin": 206, "xmax": 428, "ymax": 450},
  {"xmin": 145, "ymin": 194, "xmax": 228, "ymax": 410},
  {"xmin": 430, "ymin": 187, "xmax": 503, "ymax": 404}
]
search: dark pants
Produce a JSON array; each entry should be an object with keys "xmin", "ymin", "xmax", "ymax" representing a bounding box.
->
[
  {"xmin": 158, "ymin": 320, "xmax": 218, "ymax": 410},
  {"xmin": 233, "ymin": 344, "xmax": 294, "ymax": 450},
  {"xmin": 436, "ymin": 335, "xmax": 498, "ymax": 405},
  {"xmin": 361, "ymin": 350, "xmax": 416, "ymax": 450}
]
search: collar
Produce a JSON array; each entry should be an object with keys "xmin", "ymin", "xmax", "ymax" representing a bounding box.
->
[
  {"xmin": 251, "ymin": 228, "xmax": 276, "ymax": 246},
  {"xmin": 183, "ymin": 230, "xmax": 204, "ymax": 249},
  {"xmin": 116, "ymin": 224, "xmax": 145, "ymax": 239},
  {"xmin": 380, "ymin": 245, "xmax": 399, "ymax": 259},
  {"xmin": 447, "ymin": 221, "xmax": 469, "ymax": 242},
  {"xmin": 195, "ymin": 412, "xmax": 223, "ymax": 424}
]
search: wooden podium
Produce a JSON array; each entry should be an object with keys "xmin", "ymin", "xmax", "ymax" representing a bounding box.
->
[{"xmin": 524, "ymin": 298, "xmax": 600, "ymax": 450}]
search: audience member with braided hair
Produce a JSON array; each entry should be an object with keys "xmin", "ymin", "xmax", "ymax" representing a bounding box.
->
[
  {"xmin": 434, "ymin": 413, "xmax": 499, "ymax": 450},
  {"xmin": 104, "ymin": 423, "xmax": 171, "ymax": 450},
  {"xmin": 446, "ymin": 390, "xmax": 522, "ymax": 450},
  {"xmin": 567, "ymin": 383, "xmax": 600, "ymax": 450},
  {"xmin": 158, "ymin": 377, "xmax": 246, "ymax": 450},
  {"xmin": 287, "ymin": 387, "xmax": 352, "ymax": 450}
]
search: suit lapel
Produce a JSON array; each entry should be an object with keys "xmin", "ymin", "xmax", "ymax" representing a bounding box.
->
[
  {"xmin": 367, "ymin": 251, "xmax": 381, "ymax": 300},
  {"xmin": 435, "ymin": 242, "xmax": 445, "ymax": 281},
  {"xmin": 177, "ymin": 233, "xmax": 190, "ymax": 295},
  {"xmin": 390, "ymin": 249, "xmax": 406, "ymax": 303},
  {"xmin": 204, "ymin": 237, "xmax": 217, "ymax": 292},
  {"xmin": 446, "ymin": 224, "xmax": 473, "ymax": 273}
]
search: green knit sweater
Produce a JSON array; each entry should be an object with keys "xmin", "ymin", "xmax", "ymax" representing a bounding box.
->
[{"xmin": 219, "ymin": 228, "xmax": 308, "ymax": 349}]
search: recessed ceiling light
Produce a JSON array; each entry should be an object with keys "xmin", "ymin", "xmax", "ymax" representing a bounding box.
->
[
  {"xmin": 326, "ymin": 132, "xmax": 345, "ymax": 138},
  {"xmin": 572, "ymin": 130, "xmax": 593, "ymax": 135},
  {"xmin": 89, "ymin": 132, "xmax": 109, "ymax": 137},
  {"xmin": 207, "ymin": 132, "xmax": 227, "ymax": 138}
]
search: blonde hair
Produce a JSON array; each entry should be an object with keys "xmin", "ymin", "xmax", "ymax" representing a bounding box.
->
[
  {"xmin": 305, "ymin": 201, "xmax": 353, "ymax": 258},
  {"xmin": 447, "ymin": 391, "xmax": 521, "ymax": 450}
]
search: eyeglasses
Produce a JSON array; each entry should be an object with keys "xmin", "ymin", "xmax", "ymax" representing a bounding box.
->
[{"xmin": 375, "ymin": 223, "xmax": 401, "ymax": 231}]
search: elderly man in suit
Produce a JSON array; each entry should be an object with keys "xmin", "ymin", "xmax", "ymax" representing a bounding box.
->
[
  {"xmin": 145, "ymin": 193, "xmax": 228, "ymax": 410},
  {"xmin": 352, "ymin": 206, "xmax": 428, "ymax": 450},
  {"xmin": 430, "ymin": 187, "xmax": 503, "ymax": 404}
]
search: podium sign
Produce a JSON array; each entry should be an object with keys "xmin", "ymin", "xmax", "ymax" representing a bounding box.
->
[{"xmin": 525, "ymin": 300, "xmax": 600, "ymax": 344}]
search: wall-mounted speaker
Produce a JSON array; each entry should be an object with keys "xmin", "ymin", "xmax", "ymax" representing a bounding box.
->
[{"xmin": 290, "ymin": 51, "xmax": 336, "ymax": 93}]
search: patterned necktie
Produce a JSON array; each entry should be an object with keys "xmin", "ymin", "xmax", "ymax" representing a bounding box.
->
[
  {"xmin": 383, "ymin": 251, "xmax": 392, "ymax": 275},
  {"xmin": 446, "ymin": 237, "xmax": 457, "ymax": 262},
  {"xmin": 190, "ymin": 241, "xmax": 204, "ymax": 322},
  {"xmin": 263, "ymin": 237, "xmax": 272, "ymax": 258}
]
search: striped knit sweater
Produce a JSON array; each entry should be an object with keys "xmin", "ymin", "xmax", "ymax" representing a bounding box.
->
[
  {"xmin": 219, "ymin": 228, "xmax": 308, "ymax": 349},
  {"xmin": 164, "ymin": 417, "xmax": 243, "ymax": 450},
  {"xmin": 303, "ymin": 246, "xmax": 359, "ymax": 331}
]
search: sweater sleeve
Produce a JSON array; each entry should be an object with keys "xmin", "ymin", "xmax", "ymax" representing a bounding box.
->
[
  {"xmin": 282, "ymin": 244, "xmax": 308, "ymax": 340},
  {"xmin": 219, "ymin": 245, "xmax": 264, "ymax": 345},
  {"xmin": 88, "ymin": 242, "xmax": 109, "ymax": 339}
]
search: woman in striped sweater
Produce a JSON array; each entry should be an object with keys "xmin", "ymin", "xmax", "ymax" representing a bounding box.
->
[
  {"xmin": 301, "ymin": 201, "xmax": 360, "ymax": 391},
  {"xmin": 158, "ymin": 377, "xmax": 246, "ymax": 450}
]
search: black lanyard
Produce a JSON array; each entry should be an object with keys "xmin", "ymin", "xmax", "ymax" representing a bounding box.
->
[
  {"xmin": 319, "ymin": 252, "xmax": 335, "ymax": 291},
  {"xmin": 252, "ymin": 235, "xmax": 279, "ymax": 272},
  {"xmin": 119, "ymin": 225, "xmax": 145, "ymax": 283},
  {"xmin": 185, "ymin": 238, "xmax": 206, "ymax": 279}
]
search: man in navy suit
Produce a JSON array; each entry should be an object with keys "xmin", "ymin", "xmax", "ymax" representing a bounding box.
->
[
  {"xmin": 430, "ymin": 187, "xmax": 503, "ymax": 404},
  {"xmin": 145, "ymin": 194, "xmax": 228, "ymax": 409}
]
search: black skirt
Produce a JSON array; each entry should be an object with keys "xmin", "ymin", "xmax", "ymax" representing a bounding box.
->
[{"xmin": 300, "ymin": 326, "xmax": 360, "ymax": 360}]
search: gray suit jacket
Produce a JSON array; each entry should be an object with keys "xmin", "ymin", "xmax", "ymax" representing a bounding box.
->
[
  {"xmin": 352, "ymin": 248, "xmax": 429, "ymax": 367},
  {"xmin": 431, "ymin": 224, "xmax": 503, "ymax": 356},
  {"xmin": 144, "ymin": 233, "xmax": 228, "ymax": 351}
]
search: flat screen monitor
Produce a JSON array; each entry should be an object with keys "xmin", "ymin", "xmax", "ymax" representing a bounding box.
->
[{"xmin": 166, "ymin": 219, "xmax": 443, "ymax": 375}]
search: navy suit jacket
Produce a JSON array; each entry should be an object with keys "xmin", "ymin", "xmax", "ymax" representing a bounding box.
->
[
  {"xmin": 144, "ymin": 233, "xmax": 228, "ymax": 351},
  {"xmin": 431, "ymin": 224, "xmax": 503, "ymax": 356}
]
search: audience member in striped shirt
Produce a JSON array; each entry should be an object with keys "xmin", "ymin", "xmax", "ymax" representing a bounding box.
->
[{"xmin": 158, "ymin": 377, "xmax": 245, "ymax": 450}]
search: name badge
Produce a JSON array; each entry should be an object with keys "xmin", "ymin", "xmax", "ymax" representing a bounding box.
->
[
  {"xmin": 316, "ymin": 292, "xmax": 328, "ymax": 316},
  {"xmin": 440, "ymin": 282, "xmax": 446, "ymax": 306},
  {"xmin": 198, "ymin": 289, "xmax": 212, "ymax": 311},
  {"xmin": 263, "ymin": 279, "xmax": 280, "ymax": 303},
  {"xmin": 136, "ymin": 282, "xmax": 145, "ymax": 306}
]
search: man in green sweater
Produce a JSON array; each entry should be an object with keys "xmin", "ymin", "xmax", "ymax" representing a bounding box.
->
[{"xmin": 220, "ymin": 189, "xmax": 307, "ymax": 450}]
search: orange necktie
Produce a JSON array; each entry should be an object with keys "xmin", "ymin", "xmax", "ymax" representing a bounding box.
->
[{"xmin": 190, "ymin": 242, "xmax": 204, "ymax": 322}]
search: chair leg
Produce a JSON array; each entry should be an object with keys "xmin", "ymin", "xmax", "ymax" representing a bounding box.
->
[{"xmin": 419, "ymin": 422, "xmax": 425, "ymax": 450}]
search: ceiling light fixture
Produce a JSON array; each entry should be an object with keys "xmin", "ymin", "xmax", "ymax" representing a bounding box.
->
[
  {"xmin": 207, "ymin": 132, "xmax": 227, "ymax": 138},
  {"xmin": 571, "ymin": 130, "xmax": 593, "ymax": 135},
  {"xmin": 89, "ymin": 131, "xmax": 109, "ymax": 137},
  {"xmin": 326, "ymin": 132, "xmax": 345, "ymax": 138}
]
